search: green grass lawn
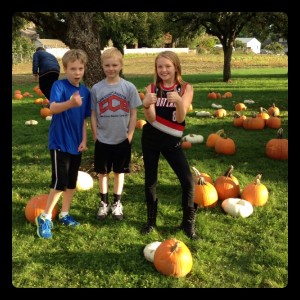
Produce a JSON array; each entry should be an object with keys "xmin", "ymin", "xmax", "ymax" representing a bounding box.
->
[{"xmin": 12, "ymin": 59, "xmax": 288, "ymax": 288}]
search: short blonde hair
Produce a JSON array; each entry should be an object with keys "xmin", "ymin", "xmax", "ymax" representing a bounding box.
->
[
  {"xmin": 101, "ymin": 47, "xmax": 123, "ymax": 66},
  {"xmin": 62, "ymin": 49, "xmax": 88, "ymax": 68}
]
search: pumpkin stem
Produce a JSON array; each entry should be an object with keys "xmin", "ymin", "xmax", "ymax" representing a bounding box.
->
[
  {"xmin": 216, "ymin": 129, "xmax": 224, "ymax": 135},
  {"xmin": 224, "ymin": 165, "xmax": 234, "ymax": 177},
  {"xmin": 277, "ymin": 128, "xmax": 284, "ymax": 138},
  {"xmin": 171, "ymin": 241, "xmax": 179, "ymax": 253},
  {"xmin": 254, "ymin": 174, "xmax": 262, "ymax": 185}
]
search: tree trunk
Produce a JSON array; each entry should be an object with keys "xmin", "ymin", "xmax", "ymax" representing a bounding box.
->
[
  {"xmin": 223, "ymin": 46, "xmax": 233, "ymax": 82},
  {"xmin": 65, "ymin": 12, "xmax": 104, "ymax": 88},
  {"xmin": 15, "ymin": 12, "xmax": 105, "ymax": 88}
]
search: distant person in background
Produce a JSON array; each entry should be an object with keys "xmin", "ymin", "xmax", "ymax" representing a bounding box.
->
[{"xmin": 32, "ymin": 47, "xmax": 60, "ymax": 99}]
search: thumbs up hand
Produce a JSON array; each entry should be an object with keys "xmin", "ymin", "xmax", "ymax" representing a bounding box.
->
[
  {"xmin": 143, "ymin": 86, "xmax": 157, "ymax": 107},
  {"xmin": 167, "ymin": 88, "xmax": 180, "ymax": 104}
]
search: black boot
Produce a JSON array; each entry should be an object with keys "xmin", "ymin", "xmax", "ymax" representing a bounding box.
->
[
  {"xmin": 181, "ymin": 206, "xmax": 200, "ymax": 240},
  {"xmin": 141, "ymin": 199, "xmax": 158, "ymax": 234}
]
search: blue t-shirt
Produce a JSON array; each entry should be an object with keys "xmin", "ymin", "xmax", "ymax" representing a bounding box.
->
[{"xmin": 48, "ymin": 79, "xmax": 91, "ymax": 155}]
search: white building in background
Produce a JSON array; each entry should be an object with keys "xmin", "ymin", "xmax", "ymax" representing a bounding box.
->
[
  {"xmin": 235, "ymin": 38, "xmax": 261, "ymax": 54},
  {"xmin": 34, "ymin": 39, "xmax": 70, "ymax": 58}
]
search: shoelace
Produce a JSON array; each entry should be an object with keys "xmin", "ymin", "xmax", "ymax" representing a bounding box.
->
[{"xmin": 41, "ymin": 219, "xmax": 52, "ymax": 232}]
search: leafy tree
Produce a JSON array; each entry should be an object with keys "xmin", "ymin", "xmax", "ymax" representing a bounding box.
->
[
  {"xmin": 13, "ymin": 12, "xmax": 166, "ymax": 86},
  {"xmin": 165, "ymin": 12, "xmax": 258, "ymax": 82},
  {"xmin": 14, "ymin": 12, "xmax": 103, "ymax": 87}
]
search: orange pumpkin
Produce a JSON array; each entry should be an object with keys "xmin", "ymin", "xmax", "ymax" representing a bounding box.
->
[
  {"xmin": 214, "ymin": 108, "xmax": 227, "ymax": 118},
  {"xmin": 256, "ymin": 107, "xmax": 270, "ymax": 125},
  {"xmin": 206, "ymin": 129, "xmax": 224, "ymax": 148},
  {"xmin": 224, "ymin": 91, "xmax": 232, "ymax": 98},
  {"xmin": 266, "ymin": 115, "xmax": 281, "ymax": 129},
  {"xmin": 34, "ymin": 98, "xmax": 44, "ymax": 104},
  {"xmin": 194, "ymin": 177, "xmax": 218, "ymax": 208},
  {"xmin": 192, "ymin": 166, "xmax": 213, "ymax": 184},
  {"xmin": 268, "ymin": 103, "xmax": 280, "ymax": 117},
  {"xmin": 139, "ymin": 92, "xmax": 145, "ymax": 100},
  {"xmin": 243, "ymin": 114, "xmax": 265, "ymax": 130},
  {"xmin": 25, "ymin": 194, "xmax": 59, "ymax": 223},
  {"xmin": 214, "ymin": 132, "xmax": 236, "ymax": 155},
  {"xmin": 154, "ymin": 238, "xmax": 193, "ymax": 277},
  {"xmin": 235, "ymin": 103, "xmax": 247, "ymax": 111},
  {"xmin": 241, "ymin": 174, "xmax": 269, "ymax": 206},
  {"xmin": 207, "ymin": 91, "xmax": 217, "ymax": 99},
  {"xmin": 181, "ymin": 141, "xmax": 192, "ymax": 149},
  {"xmin": 136, "ymin": 119, "xmax": 146, "ymax": 129},
  {"xmin": 266, "ymin": 128, "xmax": 288, "ymax": 160},
  {"xmin": 214, "ymin": 165, "xmax": 240, "ymax": 201},
  {"xmin": 42, "ymin": 98, "xmax": 50, "ymax": 107},
  {"xmin": 14, "ymin": 93, "xmax": 23, "ymax": 100},
  {"xmin": 233, "ymin": 112, "xmax": 246, "ymax": 127},
  {"xmin": 40, "ymin": 107, "xmax": 52, "ymax": 118}
]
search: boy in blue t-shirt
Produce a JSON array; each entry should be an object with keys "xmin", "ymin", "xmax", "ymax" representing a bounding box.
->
[{"xmin": 35, "ymin": 49, "xmax": 91, "ymax": 239}]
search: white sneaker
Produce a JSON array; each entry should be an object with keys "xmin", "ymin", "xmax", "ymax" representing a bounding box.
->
[
  {"xmin": 111, "ymin": 201, "xmax": 123, "ymax": 220},
  {"xmin": 97, "ymin": 201, "xmax": 110, "ymax": 220}
]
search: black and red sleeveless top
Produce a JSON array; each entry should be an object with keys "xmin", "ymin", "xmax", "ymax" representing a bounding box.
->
[{"xmin": 150, "ymin": 82, "xmax": 188, "ymax": 137}]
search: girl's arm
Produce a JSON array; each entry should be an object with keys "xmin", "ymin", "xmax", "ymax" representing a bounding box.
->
[
  {"xmin": 167, "ymin": 83, "xmax": 194, "ymax": 123},
  {"xmin": 142, "ymin": 84, "xmax": 157, "ymax": 123}
]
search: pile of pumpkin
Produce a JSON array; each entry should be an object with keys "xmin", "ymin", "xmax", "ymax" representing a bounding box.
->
[
  {"xmin": 233, "ymin": 103, "xmax": 282, "ymax": 130},
  {"xmin": 192, "ymin": 165, "xmax": 269, "ymax": 218}
]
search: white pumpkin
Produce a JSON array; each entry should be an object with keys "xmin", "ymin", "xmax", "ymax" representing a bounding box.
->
[
  {"xmin": 221, "ymin": 198, "xmax": 253, "ymax": 218},
  {"xmin": 244, "ymin": 99, "xmax": 255, "ymax": 104},
  {"xmin": 182, "ymin": 134, "xmax": 204, "ymax": 144},
  {"xmin": 143, "ymin": 241, "xmax": 161, "ymax": 263},
  {"xmin": 45, "ymin": 116, "xmax": 52, "ymax": 121},
  {"xmin": 76, "ymin": 171, "xmax": 94, "ymax": 191},
  {"xmin": 211, "ymin": 103, "xmax": 222, "ymax": 109},
  {"xmin": 25, "ymin": 120, "xmax": 38, "ymax": 125},
  {"xmin": 196, "ymin": 111, "xmax": 211, "ymax": 117}
]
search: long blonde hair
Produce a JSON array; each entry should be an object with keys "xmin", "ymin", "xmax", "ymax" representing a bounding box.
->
[{"xmin": 154, "ymin": 51, "xmax": 186, "ymax": 95}]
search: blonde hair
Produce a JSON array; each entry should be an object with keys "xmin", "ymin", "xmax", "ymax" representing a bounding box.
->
[
  {"xmin": 101, "ymin": 47, "xmax": 123, "ymax": 66},
  {"xmin": 154, "ymin": 51, "xmax": 186, "ymax": 94},
  {"xmin": 62, "ymin": 49, "xmax": 88, "ymax": 68}
]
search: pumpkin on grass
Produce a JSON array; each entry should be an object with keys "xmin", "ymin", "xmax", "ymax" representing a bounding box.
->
[
  {"xmin": 266, "ymin": 128, "xmax": 288, "ymax": 160},
  {"xmin": 25, "ymin": 194, "xmax": 58, "ymax": 223},
  {"xmin": 233, "ymin": 112, "xmax": 247, "ymax": 127},
  {"xmin": 214, "ymin": 132, "xmax": 236, "ymax": 155},
  {"xmin": 40, "ymin": 107, "xmax": 52, "ymax": 118},
  {"xmin": 206, "ymin": 129, "xmax": 224, "ymax": 148},
  {"xmin": 76, "ymin": 171, "xmax": 94, "ymax": 191},
  {"xmin": 181, "ymin": 141, "xmax": 192, "ymax": 149},
  {"xmin": 192, "ymin": 166, "xmax": 213, "ymax": 184},
  {"xmin": 214, "ymin": 165, "xmax": 240, "ymax": 200},
  {"xmin": 268, "ymin": 103, "xmax": 280, "ymax": 117},
  {"xmin": 154, "ymin": 238, "xmax": 193, "ymax": 277},
  {"xmin": 135, "ymin": 119, "xmax": 147, "ymax": 129},
  {"xmin": 241, "ymin": 174, "xmax": 269, "ymax": 206},
  {"xmin": 221, "ymin": 198, "xmax": 253, "ymax": 218},
  {"xmin": 143, "ymin": 241, "xmax": 162, "ymax": 263},
  {"xmin": 194, "ymin": 177, "xmax": 218, "ymax": 208}
]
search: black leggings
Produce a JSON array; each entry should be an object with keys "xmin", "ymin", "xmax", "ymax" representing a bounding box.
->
[{"xmin": 142, "ymin": 126, "xmax": 194, "ymax": 208}]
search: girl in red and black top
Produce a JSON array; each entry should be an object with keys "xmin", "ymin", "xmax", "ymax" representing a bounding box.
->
[{"xmin": 141, "ymin": 51, "xmax": 199, "ymax": 240}]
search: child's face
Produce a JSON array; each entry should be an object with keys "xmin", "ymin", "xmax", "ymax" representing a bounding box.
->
[
  {"xmin": 156, "ymin": 57, "xmax": 176, "ymax": 83},
  {"xmin": 64, "ymin": 60, "xmax": 85, "ymax": 87},
  {"xmin": 102, "ymin": 57, "xmax": 122, "ymax": 80}
]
